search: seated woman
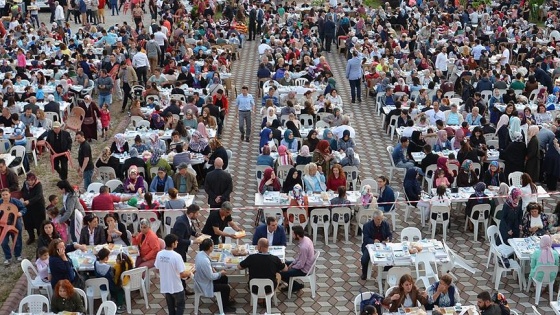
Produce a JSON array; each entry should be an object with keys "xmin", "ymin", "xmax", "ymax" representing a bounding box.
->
[
  {"xmin": 483, "ymin": 161, "xmax": 506, "ymax": 187},
  {"xmin": 337, "ymin": 130, "xmax": 355, "ymax": 152},
  {"xmin": 296, "ymin": 145, "xmax": 312, "ymax": 166},
  {"xmin": 322, "ymin": 129, "xmax": 338, "ymax": 151},
  {"xmin": 259, "ymin": 168, "xmax": 282, "ymax": 194},
  {"xmin": 49, "ymin": 239, "xmax": 79, "ymax": 288},
  {"xmin": 123, "ymin": 166, "xmax": 146, "ymax": 194},
  {"xmin": 280, "ymin": 129, "xmax": 299, "ymax": 152},
  {"xmin": 147, "ymin": 133, "xmax": 168, "ymax": 153},
  {"xmin": 529, "ymin": 235, "xmax": 559, "ymax": 285},
  {"xmin": 520, "ymin": 173, "xmax": 538, "ymax": 210},
  {"xmin": 464, "ymin": 182, "xmax": 491, "ymax": 231},
  {"xmin": 326, "ymin": 164, "xmax": 346, "ymax": 192},
  {"xmin": 282, "ymin": 168, "xmax": 303, "ymax": 195},
  {"xmin": 110, "ymin": 133, "xmax": 129, "ymax": 154},
  {"xmin": 330, "ymin": 186, "xmax": 351, "ymax": 206},
  {"xmin": 312, "ymin": 140, "xmax": 333, "ymax": 176},
  {"xmin": 276, "ymin": 145, "xmax": 294, "ymax": 168},
  {"xmin": 522, "ymin": 202, "xmax": 549, "ymax": 237},
  {"xmin": 303, "ymin": 162, "xmax": 326, "ymax": 193},
  {"xmin": 50, "ymin": 280, "xmax": 86, "ymax": 313},
  {"xmin": 426, "ymin": 274, "xmax": 460, "ymax": 309},
  {"xmin": 326, "ymin": 89, "xmax": 343, "ymax": 108},
  {"xmin": 383, "ymin": 274, "xmax": 428, "ymax": 312},
  {"xmin": 79, "ymin": 213, "xmax": 106, "ymax": 245},
  {"xmin": 183, "ymin": 109, "xmax": 198, "ymax": 129},
  {"xmin": 164, "ymin": 188, "xmax": 186, "ymax": 209},
  {"xmin": 377, "ymin": 176, "xmax": 395, "ymax": 212},
  {"xmin": 96, "ymin": 147, "xmax": 121, "ymax": 178},
  {"xmin": 200, "ymin": 108, "xmax": 218, "ymax": 132},
  {"xmin": 457, "ymin": 159, "xmax": 479, "ymax": 187},
  {"xmin": 257, "ymin": 145, "xmax": 275, "ymax": 167},
  {"xmin": 146, "ymin": 149, "xmax": 173, "ymax": 177},
  {"xmin": 149, "ymin": 167, "xmax": 175, "ymax": 192},
  {"xmin": 131, "ymin": 135, "xmax": 149, "ymax": 154},
  {"xmin": 360, "ymin": 185, "xmax": 377, "ymax": 209},
  {"xmin": 104, "ymin": 212, "xmax": 130, "ymax": 246},
  {"xmin": 94, "ymin": 248, "xmax": 126, "ymax": 313},
  {"xmin": 132, "ymin": 219, "xmax": 160, "ymax": 268}
]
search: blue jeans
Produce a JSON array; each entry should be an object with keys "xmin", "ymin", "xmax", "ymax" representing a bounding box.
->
[
  {"xmin": 83, "ymin": 169, "xmax": 94, "ymax": 190},
  {"xmin": 98, "ymin": 94, "xmax": 112, "ymax": 107},
  {"xmin": 2, "ymin": 218, "xmax": 23, "ymax": 259},
  {"xmin": 164, "ymin": 291, "xmax": 185, "ymax": 315},
  {"xmin": 280, "ymin": 260, "xmax": 306, "ymax": 291}
]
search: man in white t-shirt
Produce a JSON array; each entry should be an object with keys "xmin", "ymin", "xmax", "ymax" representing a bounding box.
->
[
  {"xmin": 499, "ymin": 44, "xmax": 510, "ymax": 66},
  {"xmin": 155, "ymin": 234, "xmax": 193, "ymax": 315}
]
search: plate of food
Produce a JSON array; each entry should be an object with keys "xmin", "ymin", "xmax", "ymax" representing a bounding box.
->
[
  {"xmin": 234, "ymin": 231, "xmax": 246, "ymax": 238},
  {"xmin": 209, "ymin": 252, "xmax": 221, "ymax": 262},
  {"xmin": 127, "ymin": 246, "xmax": 139, "ymax": 255},
  {"xmin": 225, "ymin": 257, "xmax": 242, "ymax": 264},
  {"xmin": 218, "ymin": 243, "xmax": 232, "ymax": 250}
]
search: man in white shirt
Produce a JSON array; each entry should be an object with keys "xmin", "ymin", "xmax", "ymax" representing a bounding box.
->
[
  {"xmin": 435, "ymin": 47, "xmax": 448, "ymax": 77},
  {"xmin": 132, "ymin": 48, "xmax": 150, "ymax": 86},
  {"xmin": 153, "ymin": 28, "xmax": 167, "ymax": 67},
  {"xmin": 426, "ymin": 102, "xmax": 446, "ymax": 125},
  {"xmin": 499, "ymin": 44, "xmax": 510, "ymax": 66},
  {"xmin": 257, "ymin": 39, "xmax": 272, "ymax": 55},
  {"xmin": 155, "ymin": 234, "xmax": 193, "ymax": 315},
  {"xmin": 471, "ymin": 39, "xmax": 485, "ymax": 62}
]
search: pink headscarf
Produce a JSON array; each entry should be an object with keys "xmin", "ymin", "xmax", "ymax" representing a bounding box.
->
[
  {"xmin": 197, "ymin": 122, "xmax": 209, "ymax": 139},
  {"xmin": 453, "ymin": 129, "xmax": 464, "ymax": 150},
  {"xmin": 539, "ymin": 235, "xmax": 555, "ymax": 264},
  {"xmin": 278, "ymin": 145, "xmax": 291, "ymax": 165}
]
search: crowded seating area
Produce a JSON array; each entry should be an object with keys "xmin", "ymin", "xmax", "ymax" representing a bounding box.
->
[{"xmin": 3, "ymin": 0, "xmax": 560, "ymax": 314}]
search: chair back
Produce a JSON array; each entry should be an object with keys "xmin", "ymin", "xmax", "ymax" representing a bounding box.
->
[
  {"xmin": 87, "ymin": 182, "xmax": 104, "ymax": 193},
  {"xmin": 386, "ymin": 146, "xmax": 396, "ymax": 167},
  {"xmin": 353, "ymin": 292, "xmax": 375, "ymax": 315},
  {"xmin": 45, "ymin": 111, "xmax": 60, "ymax": 123},
  {"xmin": 431, "ymin": 205, "xmax": 450, "ymax": 223},
  {"xmin": 149, "ymin": 166, "xmax": 160, "ymax": 180},
  {"xmin": 10, "ymin": 145, "xmax": 26, "ymax": 159},
  {"xmin": 331, "ymin": 207, "xmax": 352, "ymax": 225},
  {"xmin": 136, "ymin": 120, "xmax": 150, "ymax": 128},
  {"xmin": 400, "ymin": 227, "xmax": 422, "ymax": 242},
  {"xmin": 299, "ymin": 114, "xmax": 314, "ymax": 128},
  {"xmin": 472, "ymin": 162, "xmax": 482, "ymax": 178},
  {"xmin": 130, "ymin": 116, "xmax": 144, "ymax": 128},
  {"xmin": 360, "ymin": 178, "xmax": 378, "ymax": 192},
  {"xmin": 105, "ymin": 179, "xmax": 123, "ymax": 193},
  {"xmin": 532, "ymin": 265, "xmax": 558, "ymax": 284},
  {"xmin": 386, "ymin": 267, "xmax": 412, "ymax": 289},
  {"xmin": 255, "ymin": 165, "xmax": 270, "ymax": 188},
  {"xmin": 75, "ymin": 287, "xmax": 88, "ymax": 312},
  {"xmin": 487, "ymin": 225, "xmax": 503, "ymax": 248},
  {"xmin": 164, "ymin": 210, "xmax": 183, "ymax": 235},
  {"xmin": 508, "ymin": 171, "xmax": 523, "ymax": 187},
  {"xmin": 385, "ymin": 285, "xmax": 398, "ymax": 297},
  {"xmin": 287, "ymin": 207, "xmax": 309, "ymax": 229},
  {"xmin": 276, "ymin": 164, "xmax": 293, "ymax": 181},
  {"xmin": 310, "ymin": 208, "xmax": 331, "ymax": 228},
  {"xmin": 96, "ymin": 300, "xmax": 118, "ymax": 315},
  {"xmin": 249, "ymin": 278, "xmax": 275, "ymax": 299},
  {"xmin": 97, "ymin": 166, "xmax": 117, "ymax": 183},
  {"xmin": 306, "ymin": 250, "xmax": 321, "ymax": 276},
  {"xmin": 121, "ymin": 266, "xmax": 148, "ymax": 290},
  {"xmin": 415, "ymin": 251, "xmax": 438, "ymax": 279},
  {"xmin": 315, "ymin": 120, "xmax": 329, "ymax": 129},
  {"xmin": 470, "ymin": 204, "xmax": 491, "ymax": 221},
  {"xmin": 343, "ymin": 165, "xmax": 359, "ymax": 190},
  {"xmin": 19, "ymin": 294, "xmax": 50, "ymax": 313},
  {"xmin": 262, "ymin": 208, "xmax": 284, "ymax": 226},
  {"xmin": 138, "ymin": 211, "xmax": 161, "ymax": 233},
  {"xmin": 294, "ymin": 78, "xmax": 308, "ymax": 86},
  {"xmin": 86, "ymin": 277, "xmax": 110, "ymax": 299},
  {"xmin": 0, "ymin": 202, "xmax": 19, "ymax": 232},
  {"xmin": 388, "ymin": 191, "xmax": 400, "ymax": 213}
]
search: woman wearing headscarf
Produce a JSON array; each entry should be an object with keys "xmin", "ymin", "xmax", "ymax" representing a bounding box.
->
[
  {"xmin": 403, "ymin": 168, "xmax": 421, "ymax": 207},
  {"xmin": 259, "ymin": 168, "xmax": 282, "ymax": 194},
  {"xmin": 285, "ymin": 120, "xmax": 301, "ymax": 138},
  {"xmin": 360, "ymin": 185, "xmax": 377, "ymax": 209},
  {"xmin": 452, "ymin": 128, "xmax": 464, "ymax": 150},
  {"xmin": 508, "ymin": 116, "xmax": 523, "ymax": 142},
  {"xmin": 197, "ymin": 122, "xmax": 210, "ymax": 139},
  {"xmin": 21, "ymin": 173, "xmax": 45, "ymax": 244},
  {"xmin": 189, "ymin": 131, "xmax": 211, "ymax": 155},
  {"xmin": 280, "ymin": 129, "xmax": 298, "ymax": 152},
  {"xmin": 304, "ymin": 129, "xmax": 320, "ymax": 152},
  {"xmin": 146, "ymin": 148, "xmax": 173, "ymax": 178},
  {"xmin": 110, "ymin": 133, "xmax": 129, "ymax": 154},
  {"xmin": 337, "ymin": 130, "xmax": 355, "ymax": 153},
  {"xmin": 261, "ymin": 107, "xmax": 278, "ymax": 128},
  {"xmin": 288, "ymin": 184, "xmax": 309, "ymax": 223},
  {"xmin": 269, "ymin": 119, "xmax": 282, "ymax": 144},
  {"xmin": 525, "ymin": 125, "xmax": 541, "ymax": 181},
  {"xmin": 434, "ymin": 157, "xmax": 456, "ymax": 188},
  {"xmin": 148, "ymin": 133, "xmax": 167, "ymax": 153},
  {"xmin": 322, "ymin": 129, "xmax": 338, "ymax": 151},
  {"xmin": 499, "ymin": 188, "xmax": 523, "ymax": 244},
  {"xmin": 483, "ymin": 161, "xmax": 506, "ymax": 187},
  {"xmin": 276, "ymin": 145, "xmax": 294, "ymax": 167},
  {"xmin": 500, "ymin": 132, "xmax": 527, "ymax": 178},
  {"xmin": 259, "ymin": 128, "xmax": 273, "ymax": 153},
  {"xmin": 323, "ymin": 77, "xmax": 336, "ymax": 96},
  {"xmin": 312, "ymin": 140, "xmax": 333, "ymax": 179},
  {"xmin": 434, "ymin": 130, "xmax": 451, "ymax": 151},
  {"xmin": 496, "ymin": 114, "xmax": 511, "ymax": 150},
  {"xmin": 296, "ymin": 145, "xmax": 312, "ymax": 166},
  {"xmin": 545, "ymin": 138, "xmax": 560, "ymax": 190},
  {"xmin": 96, "ymin": 147, "xmax": 121, "ymax": 179},
  {"xmin": 529, "ymin": 235, "xmax": 559, "ymax": 283},
  {"xmin": 464, "ymin": 182, "xmax": 491, "ymax": 231},
  {"xmin": 303, "ymin": 162, "xmax": 326, "ymax": 193},
  {"xmin": 340, "ymin": 147, "xmax": 360, "ymax": 167},
  {"xmin": 257, "ymin": 145, "xmax": 275, "ymax": 167},
  {"xmin": 123, "ymin": 166, "xmax": 146, "ymax": 194},
  {"xmin": 457, "ymin": 159, "xmax": 479, "ymax": 187}
]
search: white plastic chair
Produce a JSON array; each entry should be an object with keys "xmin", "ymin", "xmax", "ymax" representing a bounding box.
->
[
  {"xmin": 294, "ymin": 78, "xmax": 308, "ymax": 86},
  {"xmin": 105, "ymin": 179, "xmax": 123, "ymax": 192},
  {"xmin": 353, "ymin": 291, "xmax": 375, "ymax": 315},
  {"xmin": 423, "ymin": 164, "xmax": 438, "ymax": 192},
  {"xmin": 97, "ymin": 166, "xmax": 117, "ymax": 183},
  {"xmin": 224, "ymin": 149, "xmax": 233, "ymax": 172},
  {"xmin": 360, "ymin": 178, "xmax": 378, "ymax": 192},
  {"xmin": 526, "ymin": 265, "xmax": 557, "ymax": 304},
  {"xmin": 493, "ymin": 247, "xmax": 524, "ymax": 290},
  {"xmin": 315, "ymin": 120, "xmax": 330, "ymax": 129},
  {"xmin": 75, "ymin": 287, "xmax": 88, "ymax": 314},
  {"xmin": 87, "ymin": 182, "xmax": 104, "ymax": 193},
  {"xmin": 45, "ymin": 111, "xmax": 61, "ymax": 124},
  {"xmin": 343, "ymin": 165, "xmax": 359, "ymax": 190},
  {"xmin": 430, "ymin": 205, "xmax": 451, "ymax": 240},
  {"xmin": 136, "ymin": 120, "xmax": 151, "ymax": 128},
  {"xmin": 0, "ymin": 139, "xmax": 11, "ymax": 154},
  {"xmin": 85, "ymin": 278, "xmax": 110, "ymax": 315},
  {"xmin": 354, "ymin": 206, "xmax": 375, "ymax": 236},
  {"xmin": 138, "ymin": 211, "xmax": 161, "ymax": 234},
  {"xmin": 18, "ymin": 294, "xmax": 49, "ymax": 313},
  {"xmin": 386, "ymin": 146, "xmax": 406, "ymax": 183},
  {"xmin": 121, "ymin": 266, "xmax": 149, "ymax": 313},
  {"xmin": 400, "ymin": 227, "xmax": 422, "ymax": 242},
  {"xmin": 385, "ymin": 267, "xmax": 412, "ymax": 292},
  {"xmin": 194, "ymin": 291, "xmax": 224, "ymax": 315},
  {"xmin": 287, "ymin": 207, "xmax": 309, "ymax": 243},
  {"xmin": 464, "ymin": 204, "xmax": 490, "ymax": 241},
  {"xmin": 130, "ymin": 116, "xmax": 145, "ymax": 128},
  {"xmin": 164, "ymin": 210, "xmax": 183, "ymax": 235},
  {"xmin": 20, "ymin": 259, "xmax": 52, "ymax": 300},
  {"xmin": 299, "ymin": 114, "xmax": 314, "ymax": 128},
  {"xmin": 403, "ymin": 191, "xmax": 425, "ymax": 227},
  {"xmin": 331, "ymin": 207, "xmax": 352, "ymax": 242},
  {"xmin": 508, "ymin": 171, "xmax": 523, "ymax": 187},
  {"xmin": 531, "ymin": 305, "xmax": 542, "ymax": 315},
  {"xmin": 388, "ymin": 115, "xmax": 399, "ymax": 140},
  {"xmin": 288, "ymin": 250, "xmax": 320, "ymax": 298},
  {"xmin": 415, "ymin": 251, "xmax": 439, "ymax": 289},
  {"xmin": 96, "ymin": 300, "xmax": 118, "ymax": 315},
  {"xmin": 25, "ymin": 137, "xmax": 38, "ymax": 166},
  {"xmin": 9, "ymin": 145, "xmax": 26, "ymax": 176},
  {"xmin": 384, "ymin": 191, "xmax": 400, "ymax": 231},
  {"xmin": 255, "ymin": 165, "xmax": 270, "ymax": 189},
  {"xmin": 262, "ymin": 207, "xmax": 284, "ymax": 227},
  {"xmin": 486, "ymin": 225, "xmax": 515, "ymax": 268},
  {"xmin": 310, "ymin": 208, "xmax": 331, "ymax": 245},
  {"xmin": 249, "ymin": 278, "xmax": 278, "ymax": 315},
  {"xmin": 440, "ymin": 240, "xmax": 477, "ymax": 280}
]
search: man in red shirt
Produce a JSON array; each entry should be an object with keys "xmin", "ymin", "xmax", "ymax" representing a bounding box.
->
[{"xmin": 91, "ymin": 185, "xmax": 132, "ymax": 210}]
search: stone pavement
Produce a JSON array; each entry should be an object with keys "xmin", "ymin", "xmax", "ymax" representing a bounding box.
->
[{"xmin": 5, "ymin": 11, "xmax": 555, "ymax": 314}]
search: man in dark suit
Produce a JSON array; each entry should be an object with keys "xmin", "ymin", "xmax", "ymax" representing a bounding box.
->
[
  {"xmin": 44, "ymin": 94, "xmax": 61, "ymax": 117},
  {"xmin": 252, "ymin": 217, "xmax": 287, "ymax": 246},
  {"xmin": 171, "ymin": 204, "xmax": 201, "ymax": 296},
  {"xmin": 360, "ymin": 210, "xmax": 392, "ymax": 280},
  {"xmin": 204, "ymin": 158, "xmax": 233, "ymax": 208}
]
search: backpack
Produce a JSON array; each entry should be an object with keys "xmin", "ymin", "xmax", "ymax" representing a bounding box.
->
[
  {"xmin": 360, "ymin": 291, "xmax": 384, "ymax": 315},
  {"xmin": 492, "ymin": 292, "xmax": 511, "ymax": 315}
]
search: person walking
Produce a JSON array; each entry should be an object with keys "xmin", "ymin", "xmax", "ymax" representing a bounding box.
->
[
  {"xmin": 171, "ymin": 204, "xmax": 201, "ymax": 296},
  {"xmin": 45, "ymin": 121, "xmax": 73, "ymax": 180},
  {"xmin": 117, "ymin": 61, "xmax": 138, "ymax": 112},
  {"xmin": 155, "ymin": 234, "xmax": 193, "ymax": 315},
  {"xmin": 346, "ymin": 50, "xmax": 363, "ymax": 103},
  {"xmin": 76, "ymin": 131, "xmax": 94, "ymax": 190},
  {"xmin": 132, "ymin": 48, "xmax": 149, "ymax": 86},
  {"xmin": 236, "ymin": 86, "xmax": 255, "ymax": 142}
]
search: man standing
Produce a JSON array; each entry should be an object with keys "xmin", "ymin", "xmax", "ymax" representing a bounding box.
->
[
  {"xmin": 76, "ymin": 131, "xmax": 94, "ymax": 190},
  {"xmin": 201, "ymin": 202, "xmax": 244, "ymax": 245},
  {"xmin": 252, "ymin": 217, "xmax": 287, "ymax": 246},
  {"xmin": 54, "ymin": 1, "xmax": 65, "ymax": 26},
  {"xmin": 279, "ymin": 226, "xmax": 315, "ymax": 294},
  {"xmin": 0, "ymin": 188, "xmax": 27, "ymax": 265},
  {"xmin": 132, "ymin": 48, "xmax": 150, "ymax": 86},
  {"xmin": 346, "ymin": 50, "xmax": 363, "ymax": 103},
  {"xmin": 95, "ymin": 69, "xmax": 114, "ymax": 107},
  {"xmin": 171, "ymin": 204, "xmax": 201, "ymax": 296},
  {"xmin": 117, "ymin": 61, "xmax": 138, "ymax": 113},
  {"xmin": 204, "ymin": 158, "xmax": 233, "ymax": 209},
  {"xmin": 146, "ymin": 35, "xmax": 160, "ymax": 76},
  {"xmin": 435, "ymin": 47, "xmax": 448, "ymax": 78},
  {"xmin": 248, "ymin": 4, "xmax": 257, "ymax": 41},
  {"xmin": 154, "ymin": 26, "xmax": 167, "ymax": 67},
  {"xmin": 236, "ymin": 86, "xmax": 255, "ymax": 142},
  {"xmin": 155, "ymin": 234, "xmax": 192, "ymax": 315},
  {"xmin": 46, "ymin": 121, "xmax": 73, "ymax": 180},
  {"xmin": 238, "ymin": 238, "xmax": 288, "ymax": 294},
  {"xmin": 360, "ymin": 210, "xmax": 392, "ymax": 280},
  {"xmin": 172, "ymin": 163, "xmax": 198, "ymax": 194},
  {"xmin": 323, "ymin": 15, "xmax": 336, "ymax": 53}
]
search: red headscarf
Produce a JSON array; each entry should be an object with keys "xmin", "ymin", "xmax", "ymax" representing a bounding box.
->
[
  {"xmin": 259, "ymin": 168, "xmax": 281, "ymax": 192},
  {"xmin": 315, "ymin": 140, "xmax": 331, "ymax": 155}
]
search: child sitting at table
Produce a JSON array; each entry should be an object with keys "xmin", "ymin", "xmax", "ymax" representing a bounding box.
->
[
  {"xmin": 47, "ymin": 195, "xmax": 69, "ymax": 243},
  {"xmin": 35, "ymin": 246, "xmax": 50, "ymax": 282},
  {"xmin": 435, "ymin": 169, "xmax": 451, "ymax": 188},
  {"xmin": 94, "ymin": 248, "xmax": 126, "ymax": 314},
  {"xmin": 114, "ymin": 252, "xmax": 134, "ymax": 292}
]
